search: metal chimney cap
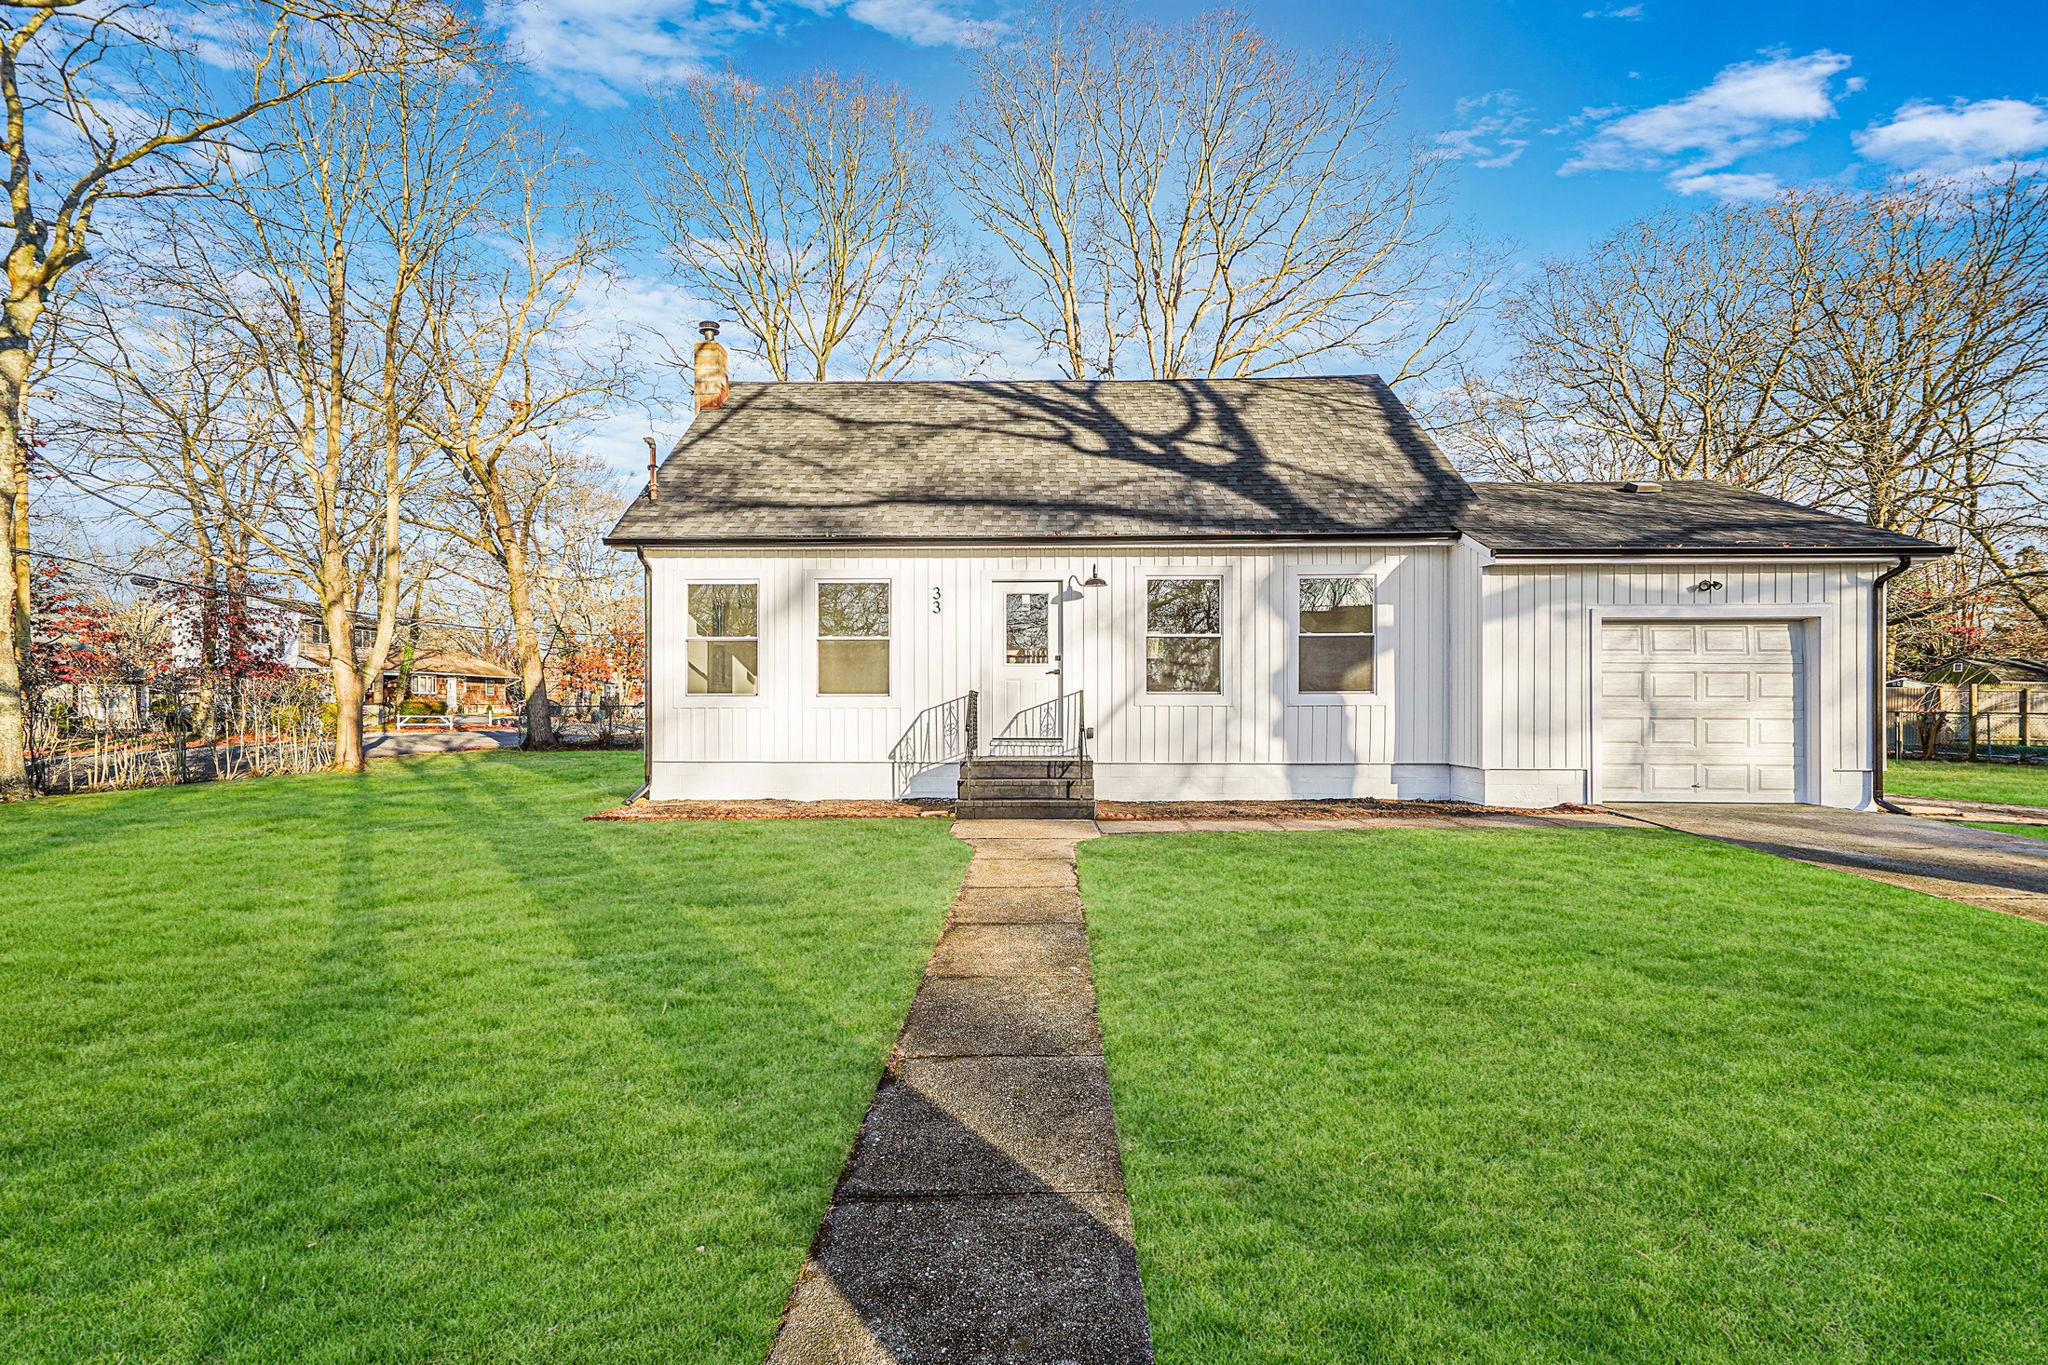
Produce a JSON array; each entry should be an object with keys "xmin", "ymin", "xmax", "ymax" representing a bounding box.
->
[{"xmin": 697, "ymin": 320, "xmax": 721, "ymax": 339}]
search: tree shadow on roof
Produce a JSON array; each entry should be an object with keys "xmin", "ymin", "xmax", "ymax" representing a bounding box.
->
[{"xmin": 628, "ymin": 376, "xmax": 1474, "ymax": 542}]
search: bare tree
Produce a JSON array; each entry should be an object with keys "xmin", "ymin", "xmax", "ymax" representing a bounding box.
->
[
  {"xmin": 1447, "ymin": 172, "xmax": 2048, "ymax": 671},
  {"xmin": 1431, "ymin": 360, "xmax": 1652, "ymax": 484},
  {"xmin": 950, "ymin": 5, "xmax": 1494, "ymax": 380},
  {"xmin": 642, "ymin": 70, "xmax": 991, "ymax": 381},
  {"xmin": 408, "ymin": 123, "xmax": 625, "ymax": 746},
  {"xmin": 0, "ymin": 1, "xmax": 468, "ymax": 795},
  {"xmin": 130, "ymin": 59, "xmax": 490, "ymax": 770},
  {"xmin": 1470, "ymin": 205, "xmax": 1825, "ymax": 491},
  {"xmin": 1786, "ymin": 175, "xmax": 2048, "ymax": 526},
  {"xmin": 1791, "ymin": 174, "xmax": 2048, "ymax": 643},
  {"xmin": 46, "ymin": 272, "xmax": 282, "ymax": 737}
]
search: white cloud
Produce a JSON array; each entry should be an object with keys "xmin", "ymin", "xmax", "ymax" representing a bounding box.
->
[
  {"xmin": 845, "ymin": 0, "xmax": 999, "ymax": 45},
  {"xmin": 1670, "ymin": 170, "xmax": 1782, "ymax": 200},
  {"xmin": 490, "ymin": 0, "xmax": 996, "ymax": 106},
  {"xmin": 1562, "ymin": 49, "xmax": 1854, "ymax": 178},
  {"xmin": 1853, "ymin": 97, "xmax": 2048, "ymax": 174},
  {"xmin": 1435, "ymin": 91, "xmax": 1531, "ymax": 169},
  {"xmin": 487, "ymin": 0, "xmax": 757, "ymax": 106},
  {"xmin": 1582, "ymin": 5, "xmax": 1644, "ymax": 19}
]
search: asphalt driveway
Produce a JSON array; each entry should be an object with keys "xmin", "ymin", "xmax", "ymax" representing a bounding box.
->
[{"xmin": 1619, "ymin": 804, "xmax": 2048, "ymax": 923}]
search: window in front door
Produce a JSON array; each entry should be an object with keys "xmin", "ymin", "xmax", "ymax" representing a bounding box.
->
[{"xmin": 1004, "ymin": 591, "xmax": 1050, "ymax": 665}]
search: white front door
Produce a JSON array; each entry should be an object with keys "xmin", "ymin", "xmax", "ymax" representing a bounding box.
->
[
  {"xmin": 1598, "ymin": 620, "xmax": 1804, "ymax": 802},
  {"xmin": 987, "ymin": 582, "xmax": 1064, "ymax": 741}
]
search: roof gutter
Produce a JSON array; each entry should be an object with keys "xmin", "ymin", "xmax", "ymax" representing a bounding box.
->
[
  {"xmin": 608, "ymin": 532, "xmax": 1464, "ymax": 552},
  {"xmin": 1485, "ymin": 546, "xmax": 1951, "ymax": 561},
  {"xmin": 1871, "ymin": 554, "xmax": 1914, "ymax": 815}
]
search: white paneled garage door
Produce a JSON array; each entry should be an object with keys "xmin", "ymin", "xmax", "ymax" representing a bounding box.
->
[{"xmin": 1598, "ymin": 621, "xmax": 1803, "ymax": 802}]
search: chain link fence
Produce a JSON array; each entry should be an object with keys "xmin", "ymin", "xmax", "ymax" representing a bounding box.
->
[{"xmin": 1887, "ymin": 684, "xmax": 2048, "ymax": 765}]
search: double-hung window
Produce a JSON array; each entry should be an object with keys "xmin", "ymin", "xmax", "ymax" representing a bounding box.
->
[
  {"xmin": 817, "ymin": 581, "xmax": 890, "ymax": 695},
  {"xmin": 1145, "ymin": 576, "xmax": 1222, "ymax": 694},
  {"xmin": 1296, "ymin": 575, "xmax": 1375, "ymax": 694},
  {"xmin": 686, "ymin": 582, "xmax": 759, "ymax": 695}
]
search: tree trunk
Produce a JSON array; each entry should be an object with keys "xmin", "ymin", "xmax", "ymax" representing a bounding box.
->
[
  {"xmin": 0, "ymin": 345, "xmax": 33, "ymax": 798},
  {"xmin": 496, "ymin": 496, "xmax": 553, "ymax": 749},
  {"xmin": 330, "ymin": 655, "xmax": 366, "ymax": 771},
  {"xmin": 323, "ymin": 591, "xmax": 368, "ymax": 772},
  {"xmin": 193, "ymin": 560, "xmax": 220, "ymax": 742},
  {"xmin": 512, "ymin": 580, "xmax": 553, "ymax": 748}
]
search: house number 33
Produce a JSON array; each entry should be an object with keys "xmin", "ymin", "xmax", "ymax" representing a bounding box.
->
[{"xmin": 931, "ymin": 588, "xmax": 943, "ymax": 614}]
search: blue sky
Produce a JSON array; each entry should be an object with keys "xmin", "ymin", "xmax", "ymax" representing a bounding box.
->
[
  {"xmin": 481, "ymin": 0, "xmax": 2048, "ymax": 447},
  {"xmin": 497, "ymin": 0, "xmax": 2048, "ymax": 254}
]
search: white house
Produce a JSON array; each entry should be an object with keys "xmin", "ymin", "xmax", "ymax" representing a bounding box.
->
[{"xmin": 606, "ymin": 368, "xmax": 1945, "ymax": 814}]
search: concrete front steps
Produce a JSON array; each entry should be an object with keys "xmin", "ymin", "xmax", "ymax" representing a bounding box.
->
[{"xmin": 955, "ymin": 756, "xmax": 1096, "ymax": 820}]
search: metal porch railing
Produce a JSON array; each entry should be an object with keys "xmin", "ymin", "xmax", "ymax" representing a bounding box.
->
[
  {"xmin": 889, "ymin": 691, "xmax": 978, "ymax": 796},
  {"xmin": 988, "ymin": 690, "xmax": 1086, "ymax": 759}
]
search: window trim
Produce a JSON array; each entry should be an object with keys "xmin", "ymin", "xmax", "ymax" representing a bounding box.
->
[
  {"xmin": 1139, "ymin": 570, "xmax": 1228, "ymax": 703},
  {"xmin": 1287, "ymin": 567, "xmax": 1383, "ymax": 704},
  {"xmin": 682, "ymin": 578, "xmax": 764, "ymax": 704},
  {"xmin": 811, "ymin": 576, "xmax": 894, "ymax": 700}
]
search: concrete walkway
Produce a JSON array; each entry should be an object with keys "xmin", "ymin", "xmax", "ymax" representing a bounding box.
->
[
  {"xmin": 1890, "ymin": 793, "xmax": 2048, "ymax": 826},
  {"xmin": 1619, "ymin": 803, "xmax": 2048, "ymax": 924},
  {"xmin": 767, "ymin": 819, "xmax": 1153, "ymax": 1364},
  {"xmin": 363, "ymin": 729, "xmax": 522, "ymax": 758}
]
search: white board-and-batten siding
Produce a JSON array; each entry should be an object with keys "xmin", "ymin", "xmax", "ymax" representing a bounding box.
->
[
  {"xmin": 642, "ymin": 545, "xmax": 1889, "ymax": 808},
  {"xmin": 1461, "ymin": 558, "xmax": 1881, "ymax": 808},
  {"xmin": 644, "ymin": 544, "xmax": 1451, "ymax": 801}
]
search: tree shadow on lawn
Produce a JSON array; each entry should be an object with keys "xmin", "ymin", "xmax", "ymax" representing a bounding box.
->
[
  {"xmin": 417, "ymin": 757, "xmax": 968, "ymax": 1358},
  {"xmin": 191, "ymin": 772, "xmax": 420, "ymax": 1358},
  {"xmin": 151, "ymin": 755, "xmax": 954, "ymax": 1361}
]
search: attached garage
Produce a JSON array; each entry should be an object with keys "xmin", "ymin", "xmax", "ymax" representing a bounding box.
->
[{"xmin": 1598, "ymin": 620, "xmax": 1804, "ymax": 802}]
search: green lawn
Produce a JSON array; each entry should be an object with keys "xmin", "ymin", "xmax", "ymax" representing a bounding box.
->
[
  {"xmin": 0, "ymin": 752, "xmax": 969, "ymax": 1363},
  {"xmin": 1888, "ymin": 758, "xmax": 2048, "ymax": 807},
  {"xmin": 1969, "ymin": 822, "xmax": 2048, "ymax": 840},
  {"xmin": 1081, "ymin": 828, "xmax": 2048, "ymax": 1363}
]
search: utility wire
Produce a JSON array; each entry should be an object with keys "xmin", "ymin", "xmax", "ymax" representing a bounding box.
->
[{"xmin": 22, "ymin": 547, "xmax": 574, "ymax": 639}]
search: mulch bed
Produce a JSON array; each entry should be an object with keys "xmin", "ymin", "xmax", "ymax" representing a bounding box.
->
[
  {"xmin": 590, "ymin": 796, "xmax": 1605, "ymax": 821},
  {"xmin": 1094, "ymin": 798, "xmax": 1607, "ymax": 820},
  {"xmin": 588, "ymin": 798, "xmax": 953, "ymax": 821}
]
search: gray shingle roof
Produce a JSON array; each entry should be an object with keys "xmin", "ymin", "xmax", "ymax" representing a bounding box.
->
[
  {"xmin": 605, "ymin": 375, "xmax": 1471, "ymax": 544},
  {"xmin": 1463, "ymin": 481, "xmax": 1949, "ymax": 556},
  {"xmin": 603, "ymin": 375, "xmax": 1951, "ymax": 558}
]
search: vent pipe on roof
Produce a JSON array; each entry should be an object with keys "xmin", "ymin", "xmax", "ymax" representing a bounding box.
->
[{"xmin": 693, "ymin": 320, "xmax": 730, "ymax": 412}]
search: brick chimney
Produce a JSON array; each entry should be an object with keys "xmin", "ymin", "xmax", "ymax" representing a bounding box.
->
[
  {"xmin": 693, "ymin": 320, "xmax": 730, "ymax": 411},
  {"xmin": 643, "ymin": 435, "xmax": 658, "ymax": 501}
]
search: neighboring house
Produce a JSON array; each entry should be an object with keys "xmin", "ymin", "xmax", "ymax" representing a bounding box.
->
[
  {"xmin": 293, "ymin": 621, "xmax": 517, "ymax": 712},
  {"xmin": 377, "ymin": 651, "xmax": 518, "ymax": 712},
  {"xmin": 1918, "ymin": 655, "xmax": 2048, "ymax": 687},
  {"xmin": 605, "ymin": 374, "xmax": 1947, "ymax": 809}
]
